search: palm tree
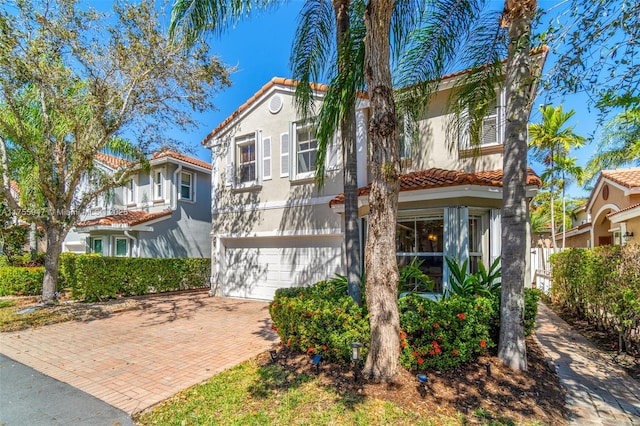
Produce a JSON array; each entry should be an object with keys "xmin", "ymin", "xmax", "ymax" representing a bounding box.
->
[
  {"xmin": 528, "ymin": 105, "xmax": 586, "ymax": 251},
  {"xmin": 586, "ymin": 106, "xmax": 640, "ymax": 180},
  {"xmin": 547, "ymin": 155, "xmax": 583, "ymax": 249}
]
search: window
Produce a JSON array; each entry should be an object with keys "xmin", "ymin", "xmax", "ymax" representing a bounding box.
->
[
  {"xmin": 468, "ymin": 216, "xmax": 483, "ymax": 273},
  {"xmin": 459, "ymin": 90, "xmax": 505, "ymax": 150},
  {"xmin": 237, "ymin": 134, "xmax": 257, "ymax": 183},
  {"xmin": 154, "ymin": 171, "xmax": 163, "ymax": 199},
  {"xmin": 91, "ymin": 238, "xmax": 103, "ymax": 255},
  {"xmin": 295, "ymin": 121, "xmax": 318, "ymax": 177},
  {"xmin": 226, "ymin": 132, "xmax": 260, "ymax": 187},
  {"xmin": 115, "ymin": 238, "xmax": 128, "ymax": 257},
  {"xmin": 180, "ymin": 171, "xmax": 193, "ymax": 201},
  {"xmin": 126, "ymin": 178, "xmax": 136, "ymax": 204},
  {"xmin": 396, "ymin": 216, "xmax": 445, "ymax": 293}
]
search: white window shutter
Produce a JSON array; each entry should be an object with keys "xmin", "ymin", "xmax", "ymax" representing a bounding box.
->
[
  {"xmin": 263, "ymin": 136, "xmax": 272, "ymax": 180},
  {"xmin": 255, "ymin": 130, "xmax": 262, "ymax": 184},
  {"xmin": 280, "ymin": 132, "xmax": 289, "ymax": 177},
  {"xmin": 225, "ymin": 140, "xmax": 234, "ymax": 186},
  {"xmin": 326, "ymin": 135, "xmax": 340, "ymax": 171},
  {"xmin": 459, "ymin": 110, "xmax": 470, "ymax": 150}
]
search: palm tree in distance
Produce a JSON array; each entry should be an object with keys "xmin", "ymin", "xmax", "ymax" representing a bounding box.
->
[
  {"xmin": 528, "ymin": 105, "xmax": 586, "ymax": 251},
  {"xmin": 586, "ymin": 106, "xmax": 640, "ymax": 181}
]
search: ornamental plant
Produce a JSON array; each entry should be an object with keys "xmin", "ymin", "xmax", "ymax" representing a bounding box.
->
[
  {"xmin": 269, "ymin": 277, "xmax": 370, "ymax": 364},
  {"xmin": 398, "ymin": 294, "xmax": 495, "ymax": 370}
]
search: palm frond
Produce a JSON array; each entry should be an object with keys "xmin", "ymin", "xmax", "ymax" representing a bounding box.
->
[
  {"xmin": 169, "ymin": 0, "xmax": 280, "ymax": 47},
  {"xmin": 290, "ymin": 0, "xmax": 336, "ymax": 121}
]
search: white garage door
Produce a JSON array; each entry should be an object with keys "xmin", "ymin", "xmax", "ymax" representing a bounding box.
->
[{"xmin": 220, "ymin": 235, "xmax": 343, "ymax": 300}]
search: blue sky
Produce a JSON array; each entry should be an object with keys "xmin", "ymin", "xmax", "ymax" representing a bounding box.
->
[{"xmin": 166, "ymin": 1, "xmax": 600, "ymax": 198}]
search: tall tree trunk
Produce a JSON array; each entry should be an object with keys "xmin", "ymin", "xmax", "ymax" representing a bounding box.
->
[
  {"xmin": 561, "ymin": 171, "xmax": 566, "ymax": 250},
  {"xmin": 499, "ymin": 0, "xmax": 536, "ymax": 371},
  {"xmin": 42, "ymin": 224, "xmax": 66, "ymax": 303},
  {"xmin": 29, "ymin": 222, "xmax": 37, "ymax": 259},
  {"xmin": 334, "ymin": 0, "xmax": 361, "ymax": 306},
  {"xmin": 362, "ymin": 0, "xmax": 401, "ymax": 382},
  {"xmin": 549, "ymin": 149, "xmax": 556, "ymax": 252}
]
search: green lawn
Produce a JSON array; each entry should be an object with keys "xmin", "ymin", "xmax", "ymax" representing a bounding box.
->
[{"xmin": 135, "ymin": 359, "xmax": 463, "ymax": 426}]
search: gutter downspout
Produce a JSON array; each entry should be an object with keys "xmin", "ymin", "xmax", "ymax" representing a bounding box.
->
[{"xmin": 124, "ymin": 230, "xmax": 138, "ymax": 257}]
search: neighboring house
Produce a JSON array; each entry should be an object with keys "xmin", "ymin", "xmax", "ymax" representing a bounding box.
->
[
  {"xmin": 560, "ymin": 167, "xmax": 640, "ymax": 248},
  {"xmin": 204, "ymin": 73, "xmax": 543, "ymax": 301},
  {"xmin": 63, "ymin": 151, "xmax": 212, "ymax": 258}
]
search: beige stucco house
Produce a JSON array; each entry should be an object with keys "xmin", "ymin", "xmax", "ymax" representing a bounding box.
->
[
  {"xmin": 560, "ymin": 168, "xmax": 640, "ymax": 248},
  {"xmin": 204, "ymin": 74, "xmax": 542, "ymax": 300}
]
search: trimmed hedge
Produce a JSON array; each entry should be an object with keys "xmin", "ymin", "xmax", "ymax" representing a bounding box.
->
[
  {"xmin": 67, "ymin": 255, "xmax": 210, "ymax": 302},
  {"xmin": 551, "ymin": 244, "xmax": 640, "ymax": 355},
  {"xmin": 269, "ymin": 279, "xmax": 370, "ymax": 364},
  {"xmin": 0, "ymin": 267, "xmax": 44, "ymax": 296}
]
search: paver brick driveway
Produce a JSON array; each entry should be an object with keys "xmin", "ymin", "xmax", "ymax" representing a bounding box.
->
[{"xmin": 0, "ymin": 291, "xmax": 278, "ymax": 414}]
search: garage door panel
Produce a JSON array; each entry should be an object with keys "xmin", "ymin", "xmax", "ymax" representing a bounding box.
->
[{"xmin": 221, "ymin": 236, "xmax": 342, "ymax": 300}]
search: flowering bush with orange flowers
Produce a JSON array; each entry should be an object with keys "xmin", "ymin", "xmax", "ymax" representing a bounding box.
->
[
  {"xmin": 398, "ymin": 294, "xmax": 495, "ymax": 370},
  {"xmin": 269, "ymin": 278, "xmax": 370, "ymax": 364}
]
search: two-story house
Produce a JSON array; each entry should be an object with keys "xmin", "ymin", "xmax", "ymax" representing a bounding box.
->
[
  {"xmin": 63, "ymin": 150, "xmax": 212, "ymax": 258},
  {"xmin": 204, "ymin": 71, "xmax": 543, "ymax": 300}
]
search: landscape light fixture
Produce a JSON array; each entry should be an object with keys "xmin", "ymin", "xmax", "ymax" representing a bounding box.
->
[
  {"xmin": 416, "ymin": 374, "xmax": 428, "ymax": 397},
  {"xmin": 350, "ymin": 342, "xmax": 363, "ymax": 382},
  {"xmin": 269, "ymin": 349, "xmax": 278, "ymax": 362},
  {"xmin": 485, "ymin": 362, "xmax": 492, "ymax": 376},
  {"xmin": 311, "ymin": 354, "xmax": 322, "ymax": 374},
  {"xmin": 350, "ymin": 342, "xmax": 363, "ymax": 363}
]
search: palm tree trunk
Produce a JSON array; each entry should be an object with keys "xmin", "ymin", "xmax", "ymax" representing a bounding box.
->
[
  {"xmin": 361, "ymin": 0, "xmax": 401, "ymax": 382},
  {"xmin": 549, "ymin": 149, "xmax": 556, "ymax": 253},
  {"xmin": 561, "ymin": 171, "xmax": 566, "ymax": 250},
  {"xmin": 334, "ymin": 0, "xmax": 361, "ymax": 306},
  {"xmin": 499, "ymin": 0, "xmax": 537, "ymax": 372}
]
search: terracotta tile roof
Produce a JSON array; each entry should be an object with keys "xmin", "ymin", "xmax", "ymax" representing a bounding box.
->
[
  {"xmin": 151, "ymin": 150, "xmax": 211, "ymax": 170},
  {"xmin": 202, "ymin": 77, "xmax": 332, "ymax": 145},
  {"xmin": 203, "ymin": 47, "xmax": 548, "ymax": 147},
  {"xmin": 608, "ymin": 202, "xmax": 640, "ymax": 218},
  {"xmin": 95, "ymin": 152, "xmax": 132, "ymax": 169},
  {"xmin": 601, "ymin": 167, "xmax": 640, "ymax": 189},
  {"xmin": 329, "ymin": 167, "xmax": 542, "ymax": 207},
  {"xmin": 76, "ymin": 210, "xmax": 172, "ymax": 228}
]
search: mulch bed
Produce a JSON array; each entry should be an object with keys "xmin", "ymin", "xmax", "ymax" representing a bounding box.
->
[{"xmin": 261, "ymin": 337, "xmax": 569, "ymax": 425}]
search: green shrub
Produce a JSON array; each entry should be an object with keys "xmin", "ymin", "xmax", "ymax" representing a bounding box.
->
[
  {"xmin": 399, "ymin": 294, "xmax": 495, "ymax": 370},
  {"xmin": 69, "ymin": 256, "xmax": 210, "ymax": 302},
  {"xmin": 552, "ymin": 244, "xmax": 640, "ymax": 355},
  {"xmin": 59, "ymin": 252, "xmax": 79, "ymax": 290},
  {"xmin": 269, "ymin": 278, "xmax": 370, "ymax": 364},
  {"xmin": 0, "ymin": 266, "xmax": 44, "ymax": 296}
]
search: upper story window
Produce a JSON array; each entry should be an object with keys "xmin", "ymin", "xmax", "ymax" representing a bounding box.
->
[
  {"xmin": 459, "ymin": 89, "xmax": 505, "ymax": 151},
  {"xmin": 180, "ymin": 171, "xmax": 194, "ymax": 201},
  {"xmin": 237, "ymin": 133, "xmax": 257, "ymax": 184},
  {"xmin": 126, "ymin": 177, "xmax": 136, "ymax": 205},
  {"xmin": 226, "ymin": 131, "xmax": 261, "ymax": 189},
  {"xmin": 154, "ymin": 170, "xmax": 163, "ymax": 200},
  {"xmin": 295, "ymin": 120, "xmax": 318, "ymax": 177}
]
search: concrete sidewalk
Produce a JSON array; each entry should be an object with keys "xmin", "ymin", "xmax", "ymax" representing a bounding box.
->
[
  {"xmin": 0, "ymin": 291, "xmax": 277, "ymax": 415},
  {"xmin": 534, "ymin": 302, "xmax": 640, "ymax": 425}
]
